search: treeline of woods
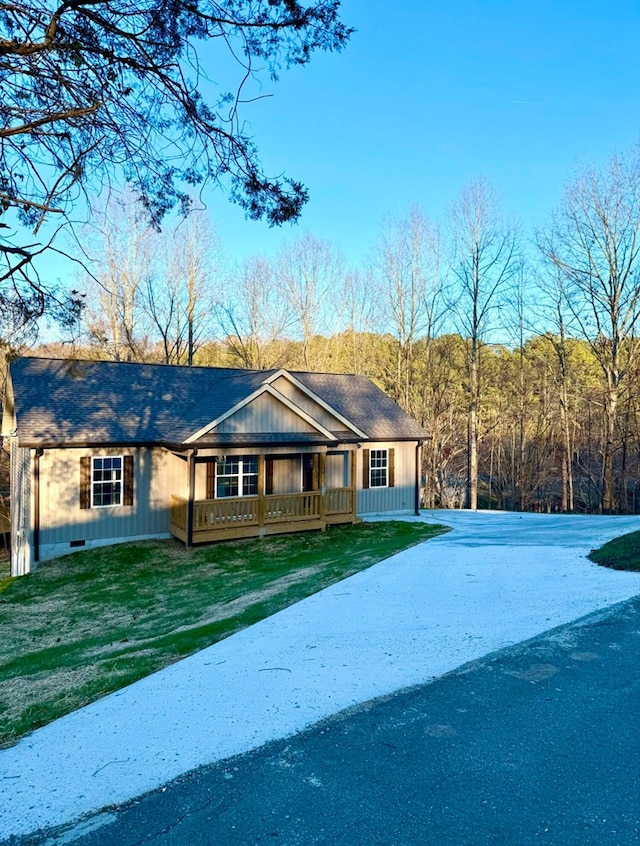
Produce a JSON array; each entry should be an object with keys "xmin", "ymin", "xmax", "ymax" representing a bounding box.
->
[{"xmin": 17, "ymin": 148, "xmax": 640, "ymax": 515}]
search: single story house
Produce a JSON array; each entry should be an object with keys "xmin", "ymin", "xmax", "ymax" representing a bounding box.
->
[{"xmin": 2, "ymin": 357, "xmax": 429, "ymax": 577}]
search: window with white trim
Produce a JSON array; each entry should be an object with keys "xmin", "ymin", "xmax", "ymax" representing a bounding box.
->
[
  {"xmin": 215, "ymin": 456, "xmax": 258, "ymax": 498},
  {"xmin": 92, "ymin": 456, "xmax": 123, "ymax": 507},
  {"xmin": 369, "ymin": 449, "xmax": 388, "ymax": 488}
]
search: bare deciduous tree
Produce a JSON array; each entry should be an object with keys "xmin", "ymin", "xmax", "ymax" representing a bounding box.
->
[
  {"xmin": 539, "ymin": 148, "xmax": 640, "ymax": 512},
  {"xmin": 374, "ymin": 206, "xmax": 446, "ymax": 414},
  {"xmin": 277, "ymin": 233, "xmax": 344, "ymax": 370},
  {"xmin": 143, "ymin": 213, "xmax": 221, "ymax": 365},
  {"xmin": 332, "ymin": 269, "xmax": 377, "ymax": 375},
  {"xmin": 83, "ymin": 192, "xmax": 153, "ymax": 361},
  {"xmin": 449, "ymin": 178, "xmax": 520, "ymax": 510},
  {"xmin": 218, "ymin": 257, "xmax": 293, "ymax": 370},
  {"xmin": 533, "ymin": 267, "xmax": 577, "ymax": 512}
]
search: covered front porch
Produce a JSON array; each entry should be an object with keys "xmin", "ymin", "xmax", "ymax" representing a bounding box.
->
[{"xmin": 169, "ymin": 449, "xmax": 358, "ymax": 545}]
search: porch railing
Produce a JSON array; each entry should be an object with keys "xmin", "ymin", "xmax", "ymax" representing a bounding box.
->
[
  {"xmin": 196, "ymin": 497, "xmax": 260, "ymax": 528},
  {"xmin": 324, "ymin": 487, "xmax": 354, "ymax": 516},
  {"xmin": 170, "ymin": 495, "xmax": 187, "ymax": 531},
  {"xmin": 262, "ymin": 492, "xmax": 321, "ymax": 524},
  {"xmin": 171, "ymin": 487, "xmax": 354, "ymax": 539},
  {"xmin": 171, "ymin": 495, "xmax": 260, "ymax": 530}
]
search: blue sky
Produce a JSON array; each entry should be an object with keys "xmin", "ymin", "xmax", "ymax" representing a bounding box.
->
[{"xmin": 201, "ymin": 0, "xmax": 640, "ymax": 268}]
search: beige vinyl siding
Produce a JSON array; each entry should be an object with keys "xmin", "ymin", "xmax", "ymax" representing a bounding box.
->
[
  {"xmin": 194, "ymin": 457, "xmax": 211, "ymax": 501},
  {"xmin": 270, "ymin": 376, "xmax": 349, "ymax": 431},
  {"xmin": 271, "ymin": 457, "xmax": 301, "ymax": 495},
  {"xmin": 10, "ymin": 440, "xmax": 33, "ymax": 576},
  {"xmin": 326, "ymin": 451, "xmax": 349, "ymax": 488},
  {"xmin": 167, "ymin": 451, "xmax": 189, "ymax": 498},
  {"xmin": 192, "ymin": 455, "xmax": 308, "ymax": 498},
  {"xmin": 190, "ymin": 449, "xmax": 357, "ymax": 499},
  {"xmin": 356, "ymin": 441, "xmax": 417, "ymax": 514},
  {"xmin": 215, "ymin": 392, "xmax": 318, "ymax": 434},
  {"xmin": 38, "ymin": 447, "xmax": 179, "ymax": 547}
]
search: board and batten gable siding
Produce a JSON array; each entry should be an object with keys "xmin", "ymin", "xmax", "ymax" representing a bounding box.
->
[
  {"xmin": 37, "ymin": 447, "xmax": 180, "ymax": 558},
  {"xmin": 9, "ymin": 439, "xmax": 33, "ymax": 576},
  {"xmin": 273, "ymin": 376, "xmax": 352, "ymax": 431},
  {"xmin": 214, "ymin": 392, "xmax": 318, "ymax": 435},
  {"xmin": 269, "ymin": 375, "xmax": 349, "ymax": 431},
  {"xmin": 356, "ymin": 441, "xmax": 417, "ymax": 515}
]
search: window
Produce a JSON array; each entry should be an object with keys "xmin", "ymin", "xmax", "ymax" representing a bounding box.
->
[
  {"xmin": 80, "ymin": 455, "xmax": 134, "ymax": 509},
  {"xmin": 369, "ymin": 449, "xmax": 388, "ymax": 488},
  {"xmin": 92, "ymin": 456, "xmax": 122, "ymax": 507},
  {"xmin": 362, "ymin": 448, "xmax": 395, "ymax": 490},
  {"xmin": 215, "ymin": 456, "xmax": 258, "ymax": 498}
]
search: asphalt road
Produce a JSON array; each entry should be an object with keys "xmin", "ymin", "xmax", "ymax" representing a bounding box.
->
[{"xmin": 20, "ymin": 595, "xmax": 640, "ymax": 846}]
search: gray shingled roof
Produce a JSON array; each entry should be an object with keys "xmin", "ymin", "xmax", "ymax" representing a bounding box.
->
[
  {"xmin": 7, "ymin": 358, "xmax": 429, "ymax": 447},
  {"xmin": 293, "ymin": 371, "xmax": 428, "ymax": 441}
]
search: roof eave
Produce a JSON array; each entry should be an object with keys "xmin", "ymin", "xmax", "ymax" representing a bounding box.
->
[
  {"xmin": 16, "ymin": 438, "xmax": 160, "ymax": 450},
  {"xmin": 15, "ymin": 432, "xmax": 430, "ymax": 450}
]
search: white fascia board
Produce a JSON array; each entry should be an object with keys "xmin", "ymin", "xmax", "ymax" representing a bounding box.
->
[
  {"xmin": 263, "ymin": 369, "xmax": 367, "ymax": 439},
  {"xmin": 183, "ymin": 384, "xmax": 337, "ymax": 444}
]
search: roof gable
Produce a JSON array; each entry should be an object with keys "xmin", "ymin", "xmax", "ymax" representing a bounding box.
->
[{"xmin": 185, "ymin": 384, "xmax": 337, "ymax": 443}]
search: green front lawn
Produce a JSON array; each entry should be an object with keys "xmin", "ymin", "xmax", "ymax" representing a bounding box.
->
[
  {"xmin": 0, "ymin": 520, "xmax": 446, "ymax": 747},
  {"xmin": 588, "ymin": 530, "xmax": 640, "ymax": 571}
]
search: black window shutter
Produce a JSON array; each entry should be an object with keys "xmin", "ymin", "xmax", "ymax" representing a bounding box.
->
[
  {"xmin": 389, "ymin": 448, "xmax": 395, "ymax": 488},
  {"xmin": 362, "ymin": 449, "xmax": 370, "ymax": 489},
  {"xmin": 80, "ymin": 456, "xmax": 91, "ymax": 509},
  {"xmin": 123, "ymin": 455, "xmax": 134, "ymax": 506}
]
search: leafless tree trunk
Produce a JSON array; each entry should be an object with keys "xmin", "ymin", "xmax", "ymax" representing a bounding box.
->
[
  {"xmin": 142, "ymin": 212, "xmax": 221, "ymax": 364},
  {"xmin": 373, "ymin": 205, "xmax": 446, "ymax": 414},
  {"xmin": 334, "ymin": 270, "xmax": 377, "ymax": 374},
  {"xmin": 218, "ymin": 257, "xmax": 293, "ymax": 370},
  {"xmin": 277, "ymin": 233, "xmax": 344, "ymax": 370},
  {"xmin": 539, "ymin": 148, "xmax": 640, "ymax": 513},
  {"xmin": 533, "ymin": 265, "xmax": 576, "ymax": 512},
  {"xmin": 82, "ymin": 191, "xmax": 152, "ymax": 361},
  {"xmin": 449, "ymin": 178, "xmax": 520, "ymax": 510}
]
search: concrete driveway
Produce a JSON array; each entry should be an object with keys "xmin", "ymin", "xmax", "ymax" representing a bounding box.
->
[
  {"xmin": 2, "ymin": 510, "xmax": 640, "ymax": 842},
  {"xmin": 60, "ymin": 594, "xmax": 640, "ymax": 846}
]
